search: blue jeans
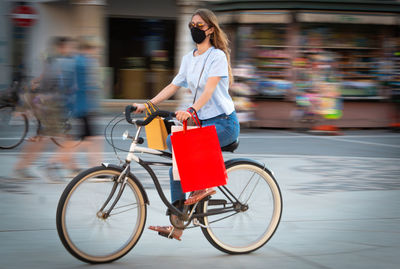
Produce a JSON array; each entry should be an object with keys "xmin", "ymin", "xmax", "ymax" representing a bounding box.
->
[{"xmin": 166, "ymin": 111, "xmax": 240, "ymax": 203}]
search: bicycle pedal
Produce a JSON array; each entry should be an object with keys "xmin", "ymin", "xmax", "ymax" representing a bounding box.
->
[{"xmin": 158, "ymin": 232, "xmax": 173, "ymax": 240}]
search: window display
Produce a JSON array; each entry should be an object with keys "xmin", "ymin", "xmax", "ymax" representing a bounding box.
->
[
  {"xmin": 299, "ymin": 24, "xmax": 380, "ymax": 97},
  {"xmin": 232, "ymin": 20, "xmax": 396, "ymax": 100},
  {"xmin": 252, "ymin": 25, "xmax": 293, "ymax": 98}
]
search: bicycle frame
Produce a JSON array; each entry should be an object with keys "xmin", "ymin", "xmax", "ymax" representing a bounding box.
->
[{"xmin": 107, "ymin": 123, "xmax": 245, "ymax": 224}]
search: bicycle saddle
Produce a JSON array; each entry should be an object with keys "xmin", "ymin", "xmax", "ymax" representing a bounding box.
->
[{"xmin": 221, "ymin": 139, "xmax": 239, "ymax": 153}]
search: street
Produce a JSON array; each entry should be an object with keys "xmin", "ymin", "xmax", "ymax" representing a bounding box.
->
[{"xmin": 0, "ymin": 121, "xmax": 400, "ymax": 269}]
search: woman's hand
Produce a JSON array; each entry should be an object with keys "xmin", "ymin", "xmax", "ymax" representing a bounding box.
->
[
  {"xmin": 132, "ymin": 103, "xmax": 146, "ymax": 114},
  {"xmin": 175, "ymin": 110, "xmax": 191, "ymax": 122}
]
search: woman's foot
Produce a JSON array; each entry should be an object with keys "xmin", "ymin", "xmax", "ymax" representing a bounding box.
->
[
  {"xmin": 148, "ymin": 226, "xmax": 182, "ymax": 241},
  {"xmin": 25, "ymin": 135, "xmax": 42, "ymax": 142},
  {"xmin": 184, "ymin": 188, "xmax": 216, "ymax": 205}
]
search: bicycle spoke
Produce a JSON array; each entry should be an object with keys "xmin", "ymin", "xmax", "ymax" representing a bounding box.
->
[
  {"xmin": 244, "ymin": 175, "xmax": 262, "ymax": 204},
  {"xmin": 237, "ymin": 171, "xmax": 257, "ymax": 201},
  {"xmin": 201, "ymin": 162, "xmax": 282, "ymax": 254},
  {"xmin": 109, "ymin": 203, "xmax": 139, "ymax": 216}
]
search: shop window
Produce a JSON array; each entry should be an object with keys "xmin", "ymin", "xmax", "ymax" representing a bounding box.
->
[
  {"xmin": 108, "ymin": 18, "xmax": 176, "ymax": 99},
  {"xmin": 234, "ymin": 24, "xmax": 292, "ymax": 99},
  {"xmin": 298, "ymin": 24, "xmax": 382, "ymax": 98},
  {"xmin": 232, "ymin": 22, "xmax": 397, "ymax": 100}
]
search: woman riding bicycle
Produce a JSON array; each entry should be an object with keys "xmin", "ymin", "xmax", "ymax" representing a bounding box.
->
[{"xmin": 133, "ymin": 8, "xmax": 240, "ymax": 240}]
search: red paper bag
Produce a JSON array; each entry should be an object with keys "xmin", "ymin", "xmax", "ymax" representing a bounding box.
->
[
  {"xmin": 171, "ymin": 122, "xmax": 227, "ymax": 193},
  {"xmin": 171, "ymin": 125, "xmax": 198, "ymax": 181}
]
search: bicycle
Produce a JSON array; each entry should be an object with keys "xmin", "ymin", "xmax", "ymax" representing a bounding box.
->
[
  {"xmin": 56, "ymin": 105, "xmax": 283, "ymax": 264},
  {"xmin": 0, "ymin": 82, "xmax": 81, "ymax": 149},
  {"xmin": 0, "ymin": 81, "xmax": 28, "ymax": 149}
]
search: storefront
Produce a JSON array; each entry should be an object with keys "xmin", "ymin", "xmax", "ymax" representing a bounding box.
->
[
  {"xmin": 2, "ymin": 0, "xmax": 181, "ymax": 101},
  {"xmin": 107, "ymin": 17, "xmax": 176, "ymax": 99},
  {"xmin": 105, "ymin": 0, "xmax": 180, "ymax": 100},
  {"xmin": 211, "ymin": 0, "xmax": 400, "ymax": 128}
]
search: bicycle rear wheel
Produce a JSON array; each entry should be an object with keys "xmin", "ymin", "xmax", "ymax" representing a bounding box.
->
[
  {"xmin": 199, "ymin": 159, "xmax": 282, "ymax": 254},
  {"xmin": 0, "ymin": 105, "xmax": 28, "ymax": 149},
  {"xmin": 56, "ymin": 166, "xmax": 147, "ymax": 263},
  {"xmin": 51, "ymin": 117, "xmax": 82, "ymax": 148}
]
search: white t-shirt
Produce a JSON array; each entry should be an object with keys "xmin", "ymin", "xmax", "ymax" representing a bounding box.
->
[{"xmin": 172, "ymin": 46, "xmax": 235, "ymax": 120}]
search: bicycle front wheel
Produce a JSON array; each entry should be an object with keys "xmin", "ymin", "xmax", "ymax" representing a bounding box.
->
[
  {"xmin": 56, "ymin": 166, "xmax": 147, "ymax": 264},
  {"xmin": 0, "ymin": 105, "xmax": 28, "ymax": 149},
  {"xmin": 199, "ymin": 159, "xmax": 282, "ymax": 254}
]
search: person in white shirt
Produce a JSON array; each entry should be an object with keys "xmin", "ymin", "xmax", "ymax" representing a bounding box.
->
[{"xmin": 133, "ymin": 8, "xmax": 239, "ymax": 241}]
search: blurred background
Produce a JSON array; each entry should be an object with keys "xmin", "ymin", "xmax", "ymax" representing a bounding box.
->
[
  {"xmin": 1, "ymin": 0, "xmax": 400, "ymax": 129},
  {"xmin": 1, "ymin": 3, "xmax": 400, "ymax": 268}
]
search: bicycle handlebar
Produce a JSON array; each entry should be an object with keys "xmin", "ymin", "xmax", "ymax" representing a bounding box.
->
[
  {"xmin": 124, "ymin": 105, "xmax": 136, "ymax": 123},
  {"xmin": 124, "ymin": 105, "xmax": 176, "ymax": 126}
]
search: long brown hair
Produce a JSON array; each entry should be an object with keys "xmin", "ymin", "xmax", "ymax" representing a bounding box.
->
[{"xmin": 193, "ymin": 9, "xmax": 234, "ymax": 86}]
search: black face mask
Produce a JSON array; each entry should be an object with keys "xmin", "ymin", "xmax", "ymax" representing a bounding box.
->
[{"xmin": 191, "ymin": 27, "xmax": 209, "ymax": 44}]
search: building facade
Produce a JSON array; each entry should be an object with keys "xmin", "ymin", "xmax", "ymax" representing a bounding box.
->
[
  {"xmin": 2, "ymin": 0, "xmax": 400, "ymax": 127},
  {"xmin": 210, "ymin": 0, "xmax": 400, "ymax": 127},
  {"xmin": 1, "ymin": 0, "xmax": 204, "ymax": 99}
]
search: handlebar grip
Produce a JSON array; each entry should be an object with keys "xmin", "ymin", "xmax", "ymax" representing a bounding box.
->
[
  {"xmin": 125, "ymin": 105, "xmax": 137, "ymax": 123},
  {"xmin": 135, "ymin": 111, "xmax": 175, "ymax": 126},
  {"xmin": 124, "ymin": 105, "xmax": 175, "ymax": 126}
]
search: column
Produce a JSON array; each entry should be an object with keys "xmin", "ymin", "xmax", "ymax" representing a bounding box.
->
[
  {"xmin": 72, "ymin": 0, "xmax": 110, "ymax": 98},
  {"xmin": 72, "ymin": 0, "xmax": 105, "ymax": 61},
  {"xmin": 175, "ymin": 1, "xmax": 198, "ymax": 67},
  {"xmin": 174, "ymin": 0, "xmax": 198, "ymax": 103}
]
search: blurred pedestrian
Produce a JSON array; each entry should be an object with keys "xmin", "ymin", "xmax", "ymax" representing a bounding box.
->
[
  {"xmin": 13, "ymin": 37, "xmax": 76, "ymax": 179},
  {"xmin": 48, "ymin": 36, "xmax": 104, "ymax": 175}
]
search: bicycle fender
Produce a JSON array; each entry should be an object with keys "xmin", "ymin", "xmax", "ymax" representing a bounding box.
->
[
  {"xmin": 224, "ymin": 158, "xmax": 275, "ymax": 178},
  {"xmin": 101, "ymin": 163, "xmax": 149, "ymax": 205}
]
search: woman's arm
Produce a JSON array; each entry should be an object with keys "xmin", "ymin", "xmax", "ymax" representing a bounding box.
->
[
  {"xmin": 150, "ymin": 83, "xmax": 180, "ymax": 105},
  {"xmin": 133, "ymin": 83, "xmax": 180, "ymax": 113},
  {"xmin": 175, "ymin": 76, "xmax": 221, "ymax": 122}
]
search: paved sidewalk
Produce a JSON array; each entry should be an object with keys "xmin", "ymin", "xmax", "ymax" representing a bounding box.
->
[{"xmin": 0, "ymin": 153, "xmax": 399, "ymax": 269}]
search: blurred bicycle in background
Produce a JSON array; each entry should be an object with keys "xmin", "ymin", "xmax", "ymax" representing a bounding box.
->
[{"xmin": 0, "ymin": 81, "xmax": 81, "ymax": 149}]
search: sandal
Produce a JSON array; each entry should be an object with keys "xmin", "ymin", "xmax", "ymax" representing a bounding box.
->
[
  {"xmin": 184, "ymin": 188, "xmax": 216, "ymax": 205},
  {"xmin": 148, "ymin": 225, "xmax": 182, "ymax": 241}
]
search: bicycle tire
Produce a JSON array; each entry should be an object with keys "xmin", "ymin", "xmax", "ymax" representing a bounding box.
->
[
  {"xmin": 50, "ymin": 116, "xmax": 82, "ymax": 148},
  {"xmin": 50, "ymin": 136, "xmax": 82, "ymax": 148},
  {"xmin": 199, "ymin": 159, "xmax": 282, "ymax": 254},
  {"xmin": 0, "ymin": 105, "xmax": 28, "ymax": 149},
  {"xmin": 56, "ymin": 166, "xmax": 147, "ymax": 264}
]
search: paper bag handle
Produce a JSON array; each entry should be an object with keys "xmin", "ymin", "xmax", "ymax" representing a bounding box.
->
[{"xmin": 183, "ymin": 108, "xmax": 201, "ymax": 133}]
